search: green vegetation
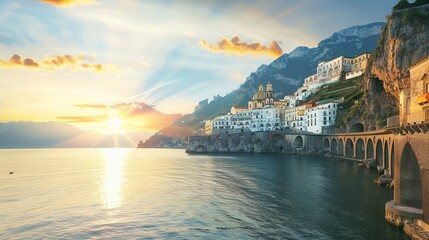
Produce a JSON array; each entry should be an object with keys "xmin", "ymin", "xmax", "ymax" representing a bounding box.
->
[
  {"xmin": 303, "ymin": 76, "xmax": 364, "ymax": 130},
  {"xmin": 339, "ymin": 71, "xmax": 346, "ymax": 82},
  {"xmin": 371, "ymin": 23, "xmax": 389, "ymax": 66},
  {"xmin": 305, "ymin": 76, "xmax": 361, "ymax": 103},
  {"xmin": 393, "ymin": 0, "xmax": 411, "ymax": 10},
  {"xmin": 393, "ymin": 0, "xmax": 429, "ymax": 10},
  {"xmin": 400, "ymin": 6, "xmax": 429, "ymax": 24}
]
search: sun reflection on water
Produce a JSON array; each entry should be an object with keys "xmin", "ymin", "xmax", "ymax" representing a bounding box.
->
[{"xmin": 100, "ymin": 148, "xmax": 128, "ymax": 209}]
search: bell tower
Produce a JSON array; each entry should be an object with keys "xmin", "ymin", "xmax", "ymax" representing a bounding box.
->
[{"xmin": 265, "ymin": 82, "xmax": 274, "ymax": 106}]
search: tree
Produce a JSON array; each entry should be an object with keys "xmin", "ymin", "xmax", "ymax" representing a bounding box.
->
[
  {"xmin": 393, "ymin": 0, "xmax": 410, "ymax": 10},
  {"xmin": 339, "ymin": 71, "xmax": 346, "ymax": 81},
  {"xmin": 414, "ymin": 0, "xmax": 429, "ymax": 7}
]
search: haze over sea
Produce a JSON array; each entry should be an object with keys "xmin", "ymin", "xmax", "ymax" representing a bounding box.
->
[{"xmin": 0, "ymin": 149, "xmax": 406, "ymax": 239}]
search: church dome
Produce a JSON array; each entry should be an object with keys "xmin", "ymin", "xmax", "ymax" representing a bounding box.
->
[{"xmin": 253, "ymin": 84, "xmax": 265, "ymax": 100}]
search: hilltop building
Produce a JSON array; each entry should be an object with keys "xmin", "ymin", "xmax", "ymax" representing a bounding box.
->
[
  {"xmin": 304, "ymin": 53, "xmax": 372, "ymax": 89},
  {"xmin": 346, "ymin": 53, "xmax": 371, "ymax": 79},
  {"xmin": 317, "ymin": 56, "xmax": 352, "ymax": 83}
]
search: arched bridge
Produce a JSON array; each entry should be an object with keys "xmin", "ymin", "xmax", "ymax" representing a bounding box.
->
[{"xmin": 187, "ymin": 123, "xmax": 429, "ymax": 228}]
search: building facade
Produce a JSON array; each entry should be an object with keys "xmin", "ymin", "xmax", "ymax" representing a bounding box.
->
[
  {"xmin": 346, "ymin": 52, "xmax": 371, "ymax": 80},
  {"xmin": 317, "ymin": 56, "xmax": 352, "ymax": 82},
  {"xmin": 400, "ymin": 56, "xmax": 429, "ymax": 124},
  {"xmin": 305, "ymin": 101, "xmax": 339, "ymax": 134}
]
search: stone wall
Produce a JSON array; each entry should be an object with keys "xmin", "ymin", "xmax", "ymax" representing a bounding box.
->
[{"xmin": 186, "ymin": 132, "xmax": 325, "ymax": 155}]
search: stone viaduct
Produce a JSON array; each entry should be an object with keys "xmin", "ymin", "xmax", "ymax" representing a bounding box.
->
[{"xmin": 187, "ymin": 123, "xmax": 429, "ymax": 229}]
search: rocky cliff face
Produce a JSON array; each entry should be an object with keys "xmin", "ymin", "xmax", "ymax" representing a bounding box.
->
[
  {"xmin": 344, "ymin": 3, "xmax": 429, "ymax": 131},
  {"xmin": 371, "ymin": 4, "xmax": 429, "ymax": 98}
]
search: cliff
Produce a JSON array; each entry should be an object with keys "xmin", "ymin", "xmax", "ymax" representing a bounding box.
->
[
  {"xmin": 337, "ymin": 2, "xmax": 429, "ymax": 131},
  {"xmin": 371, "ymin": 3, "xmax": 429, "ymax": 98}
]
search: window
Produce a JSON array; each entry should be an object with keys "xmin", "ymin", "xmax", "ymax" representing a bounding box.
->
[{"xmin": 425, "ymin": 80, "xmax": 429, "ymax": 93}]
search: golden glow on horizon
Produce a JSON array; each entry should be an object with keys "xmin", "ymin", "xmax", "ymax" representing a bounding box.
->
[
  {"xmin": 100, "ymin": 148, "xmax": 128, "ymax": 209},
  {"xmin": 106, "ymin": 116, "xmax": 124, "ymax": 133}
]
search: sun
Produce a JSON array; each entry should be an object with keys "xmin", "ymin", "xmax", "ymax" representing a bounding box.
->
[{"xmin": 106, "ymin": 116, "xmax": 123, "ymax": 133}]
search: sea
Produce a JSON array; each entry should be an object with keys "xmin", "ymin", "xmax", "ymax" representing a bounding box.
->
[{"xmin": 0, "ymin": 148, "xmax": 407, "ymax": 239}]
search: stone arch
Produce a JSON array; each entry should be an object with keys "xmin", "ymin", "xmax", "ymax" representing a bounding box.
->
[
  {"xmin": 338, "ymin": 138, "xmax": 344, "ymax": 156},
  {"xmin": 398, "ymin": 143, "xmax": 422, "ymax": 209},
  {"xmin": 195, "ymin": 145, "xmax": 207, "ymax": 152},
  {"xmin": 272, "ymin": 134, "xmax": 286, "ymax": 153},
  {"xmin": 351, "ymin": 123, "xmax": 364, "ymax": 132},
  {"xmin": 367, "ymin": 139, "xmax": 374, "ymax": 159},
  {"xmin": 384, "ymin": 140, "xmax": 389, "ymax": 171},
  {"xmin": 294, "ymin": 135, "xmax": 303, "ymax": 148},
  {"xmin": 376, "ymin": 139, "xmax": 383, "ymax": 166},
  {"xmin": 356, "ymin": 138, "xmax": 365, "ymax": 160},
  {"xmin": 324, "ymin": 138, "xmax": 330, "ymax": 149},
  {"xmin": 345, "ymin": 138, "xmax": 354, "ymax": 158},
  {"xmin": 331, "ymin": 138, "xmax": 338, "ymax": 156}
]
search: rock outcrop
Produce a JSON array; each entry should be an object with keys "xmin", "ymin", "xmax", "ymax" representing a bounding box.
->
[
  {"xmin": 371, "ymin": 4, "xmax": 429, "ymax": 99},
  {"xmin": 340, "ymin": 3, "xmax": 429, "ymax": 131}
]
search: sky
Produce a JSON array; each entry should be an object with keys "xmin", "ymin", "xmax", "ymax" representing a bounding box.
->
[{"xmin": 0, "ymin": 0, "xmax": 398, "ymax": 134}]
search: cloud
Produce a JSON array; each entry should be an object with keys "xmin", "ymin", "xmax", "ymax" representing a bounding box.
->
[
  {"xmin": 199, "ymin": 36, "xmax": 283, "ymax": 58},
  {"xmin": 61, "ymin": 102, "xmax": 181, "ymax": 131},
  {"xmin": 4, "ymin": 54, "xmax": 40, "ymax": 68},
  {"xmin": 39, "ymin": 0, "xmax": 95, "ymax": 7},
  {"xmin": 74, "ymin": 104, "xmax": 107, "ymax": 109},
  {"xmin": 0, "ymin": 54, "xmax": 120, "ymax": 73},
  {"xmin": 57, "ymin": 116, "xmax": 104, "ymax": 123}
]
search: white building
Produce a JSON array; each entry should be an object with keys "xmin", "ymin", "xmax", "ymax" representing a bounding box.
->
[
  {"xmin": 295, "ymin": 87, "xmax": 318, "ymax": 102},
  {"xmin": 210, "ymin": 106, "xmax": 281, "ymax": 134},
  {"xmin": 248, "ymin": 107, "xmax": 281, "ymax": 131},
  {"xmin": 211, "ymin": 115, "xmax": 231, "ymax": 134},
  {"xmin": 305, "ymin": 101, "xmax": 340, "ymax": 134},
  {"xmin": 317, "ymin": 56, "xmax": 352, "ymax": 83}
]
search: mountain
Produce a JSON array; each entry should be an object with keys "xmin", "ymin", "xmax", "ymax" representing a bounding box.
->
[
  {"xmin": 140, "ymin": 22, "xmax": 386, "ymax": 147},
  {"xmin": 0, "ymin": 122, "xmax": 152, "ymax": 148}
]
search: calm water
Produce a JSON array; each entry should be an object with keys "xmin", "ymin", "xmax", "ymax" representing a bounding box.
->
[{"xmin": 0, "ymin": 149, "xmax": 406, "ymax": 239}]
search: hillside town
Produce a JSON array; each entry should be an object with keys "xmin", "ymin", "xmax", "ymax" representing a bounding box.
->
[{"xmin": 204, "ymin": 52, "xmax": 371, "ymax": 135}]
